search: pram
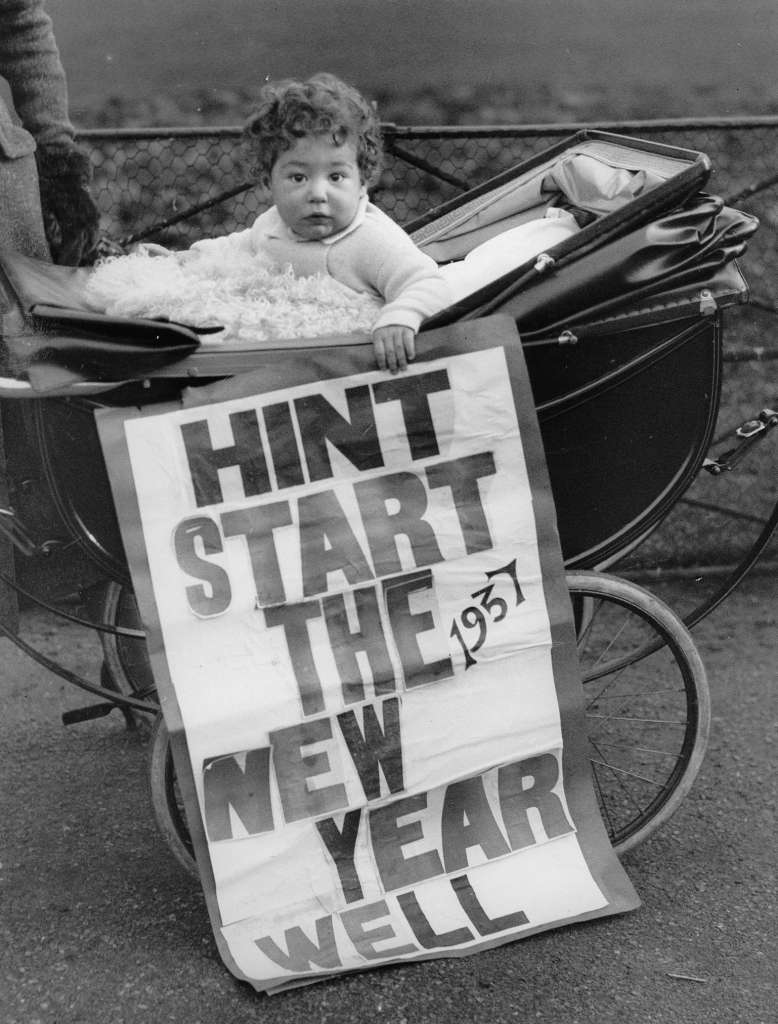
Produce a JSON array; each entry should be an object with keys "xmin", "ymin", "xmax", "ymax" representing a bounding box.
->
[{"xmin": 0, "ymin": 130, "xmax": 761, "ymax": 871}]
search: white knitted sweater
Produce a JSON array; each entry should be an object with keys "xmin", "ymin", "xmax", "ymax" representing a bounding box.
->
[{"xmin": 191, "ymin": 199, "xmax": 451, "ymax": 332}]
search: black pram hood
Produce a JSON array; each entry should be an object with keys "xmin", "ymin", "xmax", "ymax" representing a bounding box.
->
[{"xmin": 425, "ymin": 193, "xmax": 758, "ymax": 338}]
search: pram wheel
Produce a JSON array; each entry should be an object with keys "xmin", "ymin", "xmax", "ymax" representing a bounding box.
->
[
  {"xmin": 147, "ymin": 571, "xmax": 710, "ymax": 874},
  {"xmin": 567, "ymin": 571, "xmax": 710, "ymax": 855}
]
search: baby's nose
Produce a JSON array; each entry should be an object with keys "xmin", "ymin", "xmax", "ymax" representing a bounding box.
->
[{"xmin": 308, "ymin": 178, "xmax": 328, "ymax": 201}]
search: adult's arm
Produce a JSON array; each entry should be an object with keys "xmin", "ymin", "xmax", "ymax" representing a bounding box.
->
[
  {"xmin": 0, "ymin": 0, "xmax": 100, "ymax": 264},
  {"xmin": 0, "ymin": 0, "xmax": 75, "ymax": 152}
]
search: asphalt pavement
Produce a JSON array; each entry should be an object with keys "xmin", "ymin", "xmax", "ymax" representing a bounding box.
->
[{"xmin": 1, "ymin": 573, "xmax": 775, "ymax": 1024}]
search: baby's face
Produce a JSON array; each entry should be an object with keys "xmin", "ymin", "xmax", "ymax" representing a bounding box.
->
[{"xmin": 269, "ymin": 134, "xmax": 365, "ymax": 241}]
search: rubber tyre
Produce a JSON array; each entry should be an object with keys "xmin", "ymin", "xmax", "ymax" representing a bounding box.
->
[
  {"xmin": 148, "ymin": 713, "xmax": 198, "ymax": 877},
  {"xmin": 567, "ymin": 570, "xmax": 710, "ymax": 854},
  {"xmin": 98, "ymin": 581, "xmax": 157, "ymax": 724}
]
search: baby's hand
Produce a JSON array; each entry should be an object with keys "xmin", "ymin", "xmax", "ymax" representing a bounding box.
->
[
  {"xmin": 372, "ymin": 324, "xmax": 415, "ymax": 373},
  {"xmin": 134, "ymin": 242, "xmax": 173, "ymax": 257},
  {"xmin": 135, "ymin": 243, "xmax": 199, "ymax": 264}
]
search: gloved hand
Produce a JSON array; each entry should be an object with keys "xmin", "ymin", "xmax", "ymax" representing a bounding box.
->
[{"xmin": 35, "ymin": 146, "xmax": 101, "ymax": 266}]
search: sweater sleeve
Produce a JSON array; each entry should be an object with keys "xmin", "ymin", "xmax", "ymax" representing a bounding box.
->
[
  {"xmin": 369, "ymin": 225, "xmax": 452, "ymax": 332},
  {"xmin": 0, "ymin": 0, "xmax": 74, "ymax": 153},
  {"xmin": 331, "ymin": 209, "xmax": 450, "ymax": 332}
]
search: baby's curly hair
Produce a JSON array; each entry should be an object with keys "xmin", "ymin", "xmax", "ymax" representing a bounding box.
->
[{"xmin": 243, "ymin": 73, "xmax": 383, "ymax": 187}]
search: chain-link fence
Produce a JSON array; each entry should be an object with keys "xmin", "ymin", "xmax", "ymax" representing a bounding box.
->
[
  {"xmin": 80, "ymin": 116, "xmax": 778, "ymax": 311},
  {"xmin": 78, "ymin": 118, "xmax": 778, "ymax": 575}
]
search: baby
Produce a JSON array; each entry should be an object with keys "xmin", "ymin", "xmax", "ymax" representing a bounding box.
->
[{"xmin": 187, "ymin": 73, "xmax": 450, "ymax": 372}]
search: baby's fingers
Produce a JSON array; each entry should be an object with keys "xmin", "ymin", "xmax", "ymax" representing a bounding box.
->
[
  {"xmin": 372, "ymin": 333, "xmax": 389, "ymax": 371},
  {"xmin": 372, "ymin": 325, "xmax": 415, "ymax": 373},
  {"xmin": 402, "ymin": 331, "xmax": 416, "ymax": 366},
  {"xmin": 136, "ymin": 242, "xmax": 172, "ymax": 257}
]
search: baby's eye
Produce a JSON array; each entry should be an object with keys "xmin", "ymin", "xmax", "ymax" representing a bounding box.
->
[{"xmin": 290, "ymin": 173, "xmax": 306, "ymax": 183}]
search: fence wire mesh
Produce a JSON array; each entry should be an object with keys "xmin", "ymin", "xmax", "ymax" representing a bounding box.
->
[
  {"xmin": 81, "ymin": 118, "xmax": 778, "ymax": 311},
  {"xmin": 78, "ymin": 119, "xmax": 778, "ymax": 572}
]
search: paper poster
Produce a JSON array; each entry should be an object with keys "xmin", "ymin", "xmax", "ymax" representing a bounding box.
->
[{"xmin": 97, "ymin": 316, "xmax": 638, "ymax": 993}]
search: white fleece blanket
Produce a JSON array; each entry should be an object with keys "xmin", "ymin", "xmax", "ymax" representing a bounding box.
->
[{"xmin": 85, "ymin": 249, "xmax": 383, "ymax": 345}]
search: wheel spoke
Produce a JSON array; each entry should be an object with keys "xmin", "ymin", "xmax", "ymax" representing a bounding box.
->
[
  {"xmin": 589, "ymin": 758, "xmax": 670, "ymax": 789},
  {"xmin": 589, "ymin": 737, "xmax": 647, "ymax": 816},
  {"xmin": 586, "ymin": 713, "xmax": 689, "ymax": 725},
  {"xmin": 585, "ymin": 687, "xmax": 684, "ymax": 703},
  {"xmin": 590, "ymin": 739, "xmax": 686, "ymax": 759}
]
